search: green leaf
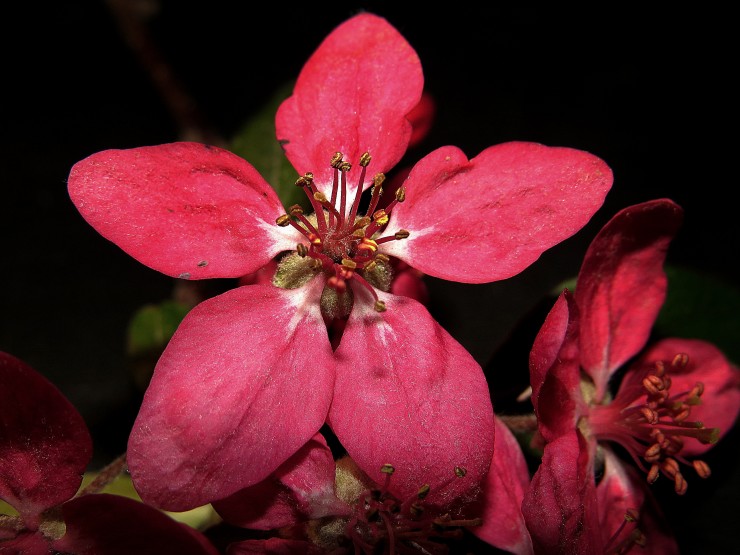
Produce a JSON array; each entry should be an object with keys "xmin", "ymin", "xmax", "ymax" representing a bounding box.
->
[
  {"xmin": 656, "ymin": 265, "xmax": 740, "ymax": 365},
  {"xmin": 126, "ymin": 300, "xmax": 191, "ymax": 358},
  {"xmin": 230, "ymin": 81, "xmax": 306, "ymax": 210}
]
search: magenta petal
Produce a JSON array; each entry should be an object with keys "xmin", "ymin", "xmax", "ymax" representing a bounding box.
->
[
  {"xmin": 472, "ymin": 417, "xmax": 533, "ymax": 555},
  {"xmin": 631, "ymin": 338, "xmax": 740, "ymax": 456},
  {"xmin": 227, "ymin": 538, "xmax": 323, "ymax": 555},
  {"xmin": 275, "ymin": 13, "xmax": 423, "ymax": 196},
  {"xmin": 521, "ymin": 430, "xmax": 602, "ymax": 554},
  {"xmin": 575, "ymin": 199, "xmax": 684, "ymax": 397},
  {"xmin": 0, "ymin": 352, "xmax": 92, "ymax": 526},
  {"xmin": 213, "ymin": 433, "xmax": 350, "ymax": 529},
  {"xmin": 529, "ymin": 292, "xmax": 583, "ymax": 442},
  {"xmin": 327, "ymin": 292, "xmax": 494, "ymax": 506},
  {"xmin": 382, "ymin": 142, "xmax": 612, "ymax": 283},
  {"xmin": 127, "ymin": 283, "xmax": 335, "ymax": 511},
  {"xmin": 68, "ymin": 142, "xmax": 299, "ymax": 279},
  {"xmin": 52, "ymin": 494, "xmax": 218, "ymax": 555}
]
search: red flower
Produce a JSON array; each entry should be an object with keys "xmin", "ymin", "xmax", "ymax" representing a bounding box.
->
[
  {"xmin": 522, "ymin": 199, "xmax": 740, "ymax": 553},
  {"xmin": 0, "ymin": 351, "xmax": 217, "ymax": 555},
  {"xmin": 67, "ymin": 14, "xmax": 612, "ymax": 512}
]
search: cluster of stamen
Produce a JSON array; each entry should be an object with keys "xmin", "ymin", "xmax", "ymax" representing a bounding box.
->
[
  {"xmin": 603, "ymin": 509, "xmax": 647, "ymax": 555},
  {"xmin": 339, "ymin": 464, "xmax": 480, "ymax": 555},
  {"xmin": 589, "ymin": 353, "xmax": 719, "ymax": 495},
  {"xmin": 276, "ymin": 152, "xmax": 409, "ymax": 312}
]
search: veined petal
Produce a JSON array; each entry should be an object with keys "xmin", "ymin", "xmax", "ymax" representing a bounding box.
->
[
  {"xmin": 631, "ymin": 338, "xmax": 740, "ymax": 456},
  {"xmin": 521, "ymin": 430, "xmax": 602, "ymax": 555},
  {"xmin": 327, "ymin": 291, "xmax": 494, "ymax": 507},
  {"xmin": 529, "ymin": 291, "xmax": 583, "ymax": 442},
  {"xmin": 213, "ymin": 433, "xmax": 350, "ymax": 530},
  {"xmin": 575, "ymin": 199, "xmax": 684, "ymax": 398},
  {"xmin": 275, "ymin": 13, "xmax": 423, "ymax": 197},
  {"xmin": 53, "ymin": 494, "xmax": 219, "ymax": 555},
  {"xmin": 473, "ymin": 416, "xmax": 534, "ymax": 555},
  {"xmin": 381, "ymin": 142, "xmax": 612, "ymax": 283},
  {"xmin": 127, "ymin": 282, "xmax": 334, "ymax": 511},
  {"xmin": 68, "ymin": 142, "xmax": 301, "ymax": 279},
  {"xmin": 0, "ymin": 352, "xmax": 92, "ymax": 527}
]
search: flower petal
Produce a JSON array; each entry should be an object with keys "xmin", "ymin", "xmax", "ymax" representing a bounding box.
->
[
  {"xmin": 575, "ymin": 199, "xmax": 684, "ymax": 398},
  {"xmin": 632, "ymin": 338, "xmax": 740, "ymax": 456},
  {"xmin": 213, "ymin": 433, "xmax": 350, "ymax": 530},
  {"xmin": 68, "ymin": 142, "xmax": 300, "ymax": 279},
  {"xmin": 227, "ymin": 538, "xmax": 323, "ymax": 555},
  {"xmin": 327, "ymin": 291, "xmax": 494, "ymax": 507},
  {"xmin": 472, "ymin": 417, "xmax": 534, "ymax": 555},
  {"xmin": 521, "ymin": 430, "xmax": 602, "ymax": 554},
  {"xmin": 276, "ymin": 13, "xmax": 423, "ymax": 196},
  {"xmin": 126, "ymin": 283, "xmax": 335, "ymax": 511},
  {"xmin": 529, "ymin": 291, "xmax": 583, "ymax": 442},
  {"xmin": 381, "ymin": 142, "xmax": 613, "ymax": 283},
  {"xmin": 53, "ymin": 493, "xmax": 218, "ymax": 555},
  {"xmin": 0, "ymin": 352, "xmax": 92, "ymax": 526}
]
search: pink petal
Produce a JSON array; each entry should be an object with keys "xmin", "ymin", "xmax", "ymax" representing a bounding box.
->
[
  {"xmin": 472, "ymin": 416, "xmax": 534, "ymax": 555},
  {"xmin": 529, "ymin": 292, "xmax": 583, "ymax": 442},
  {"xmin": 382, "ymin": 142, "xmax": 613, "ymax": 283},
  {"xmin": 68, "ymin": 142, "xmax": 300, "ymax": 279},
  {"xmin": 632, "ymin": 338, "xmax": 740, "ymax": 456},
  {"xmin": 127, "ymin": 283, "xmax": 335, "ymax": 511},
  {"xmin": 227, "ymin": 538, "xmax": 323, "ymax": 555},
  {"xmin": 0, "ymin": 352, "xmax": 92, "ymax": 527},
  {"xmin": 407, "ymin": 92, "xmax": 436, "ymax": 148},
  {"xmin": 0, "ymin": 530, "xmax": 51, "ymax": 554},
  {"xmin": 53, "ymin": 493, "xmax": 218, "ymax": 555},
  {"xmin": 275, "ymin": 13, "xmax": 423, "ymax": 196},
  {"xmin": 213, "ymin": 433, "xmax": 350, "ymax": 529},
  {"xmin": 327, "ymin": 291, "xmax": 494, "ymax": 507},
  {"xmin": 575, "ymin": 199, "xmax": 684, "ymax": 398},
  {"xmin": 521, "ymin": 430, "xmax": 602, "ymax": 554}
]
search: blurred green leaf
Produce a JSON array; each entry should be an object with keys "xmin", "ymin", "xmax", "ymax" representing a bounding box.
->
[
  {"xmin": 127, "ymin": 300, "xmax": 191, "ymax": 357},
  {"xmin": 230, "ymin": 81, "xmax": 306, "ymax": 210},
  {"xmin": 656, "ymin": 265, "xmax": 740, "ymax": 365}
]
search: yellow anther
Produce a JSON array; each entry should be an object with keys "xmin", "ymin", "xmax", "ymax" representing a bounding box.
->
[
  {"xmin": 313, "ymin": 191, "xmax": 328, "ymax": 203},
  {"xmin": 295, "ymin": 176, "xmax": 308, "ymax": 187},
  {"xmin": 417, "ymin": 484, "xmax": 430, "ymax": 500},
  {"xmin": 289, "ymin": 204, "xmax": 304, "ymax": 216},
  {"xmin": 394, "ymin": 229, "xmax": 410, "ymax": 240},
  {"xmin": 359, "ymin": 152, "xmax": 371, "ymax": 167},
  {"xmin": 357, "ymin": 238, "xmax": 378, "ymax": 252},
  {"xmin": 296, "ymin": 244, "xmax": 308, "ymax": 257},
  {"xmin": 372, "ymin": 209, "xmax": 389, "ymax": 226},
  {"xmin": 395, "ymin": 187, "xmax": 406, "ymax": 202},
  {"xmin": 364, "ymin": 260, "xmax": 377, "ymax": 272},
  {"xmin": 276, "ymin": 214, "xmax": 291, "ymax": 227},
  {"xmin": 373, "ymin": 173, "xmax": 386, "ymax": 187},
  {"xmin": 380, "ymin": 463, "xmax": 395, "ymax": 474},
  {"xmin": 330, "ymin": 152, "xmax": 344, "ymax": 168},
  {"xmin": 352, "ymin": 229, "xmax": 366, "ymax": 238},
  {"xmin": 341, "ymin": 258, "xmax": 357, "ymax": 270},
  {"xmin": 454, "ymin": 466, "xmax": 467, "ymax": 478},
  {"xmin": 374, "ymin": 300, "xmax": 387, "ymax": 312},
  {"xmin": 308, "ymin": 233, "xmax": 322, "ymax": 246},
  {"xmin": 340, "ymin": 161, "xmax": 352, "ymax": 172},
  {"xmin": 375, "ymin": 253, "xmax": 390, "ymax": 263}
]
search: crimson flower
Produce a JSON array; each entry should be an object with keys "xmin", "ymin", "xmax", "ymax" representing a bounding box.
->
[
  {"xmin": 67, "ymin": 13, "xmax": 612, "ymax": 512},
  {"xmin": 0, "ymin": 351, "xmax": 218, "ymax": 555},
  {"xmin": 521, "ymin": 199, "xmax": 740, "ymax": 553}
]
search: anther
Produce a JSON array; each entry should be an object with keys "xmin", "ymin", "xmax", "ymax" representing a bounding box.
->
[
  {"xmin": 357, "ymin": 238, "xmax": 378, "ymax": 253},
  {"xmin": 373, "ymin": 209, "xmax": 389, "ymax": 226},
  {"xmin": 644, "ymin": 443, "xmax": 662, "ymax": 460},
  {"xmin": 330, "ymin": 152, "xmax": 344, "ymax": 168},
  {"xmin": 647, "ymin": 464, "xmax": 660, "ymax": 484},
  {"xmin": 375, "ymin": 254, "xmax": 390, "ymax": 263},
  {"xmin": 364, "ymin": 260, "xmax": 377, "ymax": 272},
  {"xmin": 454, "ymin": 467, "xmax": 467, "ymax": 478},
  {"xmin": 674, "ymin": 472, "xmax": 687, "ymax": 495},
  {"xmin": 296, "ymin": 244, "xmax": 308, "ymax": 257},
  {"xmin": 640, "ymin": 407, "xmax": 658, "ymax": 424},
  {"xmin": 374, "ymin": 300, "xmax": 387, "ymax": 312},
  {"xmin": 359, "ymin": 152, "xmax": 371, "ymax": 167},
  {"xmin": 672, "ymin": 353, "xmax": 689, "ymax": 368},
  {"xmin": 373, "ymin": 173, "xmax": 385, "ymax": 187},
  {"xmin": 692, "ymin": 459, "xmax": 711, "ymax": 479},
  {"xmin": 417, "ymin": 484, "xmax": 430, "ymax": 500},
  {"xmin": 625, "ymin": 509, "xmax": 640, "ymax": 523},
  {"xmin": 276, "ymin": 214, "xmax": 291, "ymax": 227},
  {"xmin": 313, "ymin": 191, "xmax": 328, "ymax": 203},
  {"xmin": 340, "ymin": 162, "xmax": 351, "ymax": 172},
  {"xmin": 380, "ymin": 464, "xmax": 395, "ymax": 475},
  {"xmin": 395, "ymin": 187, "xmax": 406, "ymax": 202},
  {"xmin": 341, "ymin": 258, "xmax": 357, "ymax": 270},
  {"xmin": 352, "ymin": 229, "xmax": 365, "ymax": 238},
  {"xmin": 394, "ymin": 229, "xmax": 410, "ymax": 240},
  {"xmin": 353, "ymin": 216, "xmax": 371, "ymax": 230},
  {"xmin": 409, "ymin": 502, "xmax": 424, "ymax": 518},
  {"xmin": 289, "ymin": 204, "xmax": 304, "ymax": 216}
]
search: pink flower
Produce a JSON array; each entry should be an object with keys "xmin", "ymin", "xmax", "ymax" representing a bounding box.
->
[
  {"xmin": 0, "ymin": 351, "xmax": 218, "ymax": 555},
  {"xmin": 521, "ymin": 199, "xmax": 740, "ymax": 553},
  {"xmin": 67, "ymin": 13, "xmax": 612, "ymax": 512}
]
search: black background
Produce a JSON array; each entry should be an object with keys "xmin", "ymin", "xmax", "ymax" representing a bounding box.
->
[{"xmin": 2, "ymin": 2, "xmax": 737, "ymax": 553}]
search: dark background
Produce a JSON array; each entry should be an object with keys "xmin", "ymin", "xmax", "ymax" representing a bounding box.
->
[{"xmin": 2, "ymin": 2, "xmax": 737, "ymax": 553}]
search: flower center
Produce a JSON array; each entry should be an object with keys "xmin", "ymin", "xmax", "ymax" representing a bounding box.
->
[
  {"xmin": 588, "ymin": 353, "xmax": 719, "ymax": 495},
  {"xmin": 308, "ymin": 459, "xmax": 480, "ymax": 554},
  {"xmin": 275, "ymin": 152, "xmax": 410, "ymax": 315}
]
